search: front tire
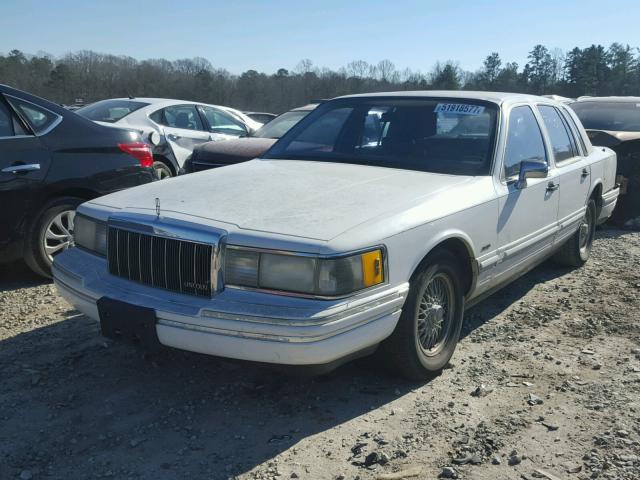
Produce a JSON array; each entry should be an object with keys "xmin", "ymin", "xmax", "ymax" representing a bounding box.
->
[
  {"xmin": 554, "ymin": 199, "xmax": 596, "ymax": 267},
  {"xmin": 24, "ymin": 197, "xmax": 82, "ymax": 278},
  {"xmin": 381, "ymin": 250, "xmax": 465, "ymax": 380}
]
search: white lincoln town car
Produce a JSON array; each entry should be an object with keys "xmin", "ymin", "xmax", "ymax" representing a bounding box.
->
[{"xmin": 53, "ymin": 91, "xmax": 619, "ymax": 379}]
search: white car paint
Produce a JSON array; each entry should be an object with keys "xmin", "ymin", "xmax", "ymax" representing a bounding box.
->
[{"xmin": 53, "ymin": 91, "xmax": 619, "ymax": 368}]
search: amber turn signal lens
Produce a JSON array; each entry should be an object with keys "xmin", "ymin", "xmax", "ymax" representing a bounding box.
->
[{"xmin": 361, "ymin": 249, "xmax": 383, "ymax": 287}]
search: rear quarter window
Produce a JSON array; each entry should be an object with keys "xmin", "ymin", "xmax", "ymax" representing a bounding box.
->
[{"xmin": 7, "ymin": 96, "xmax": 60, "ymax": 135}]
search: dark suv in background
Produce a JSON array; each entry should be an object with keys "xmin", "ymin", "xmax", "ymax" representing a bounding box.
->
[
  {"xmin": 571, "ymin": 97, "xmax": 640, "ymax": 226},
  {"xmin": 0, "ymin": 85, "xmax": 155, "ymax": 277}
]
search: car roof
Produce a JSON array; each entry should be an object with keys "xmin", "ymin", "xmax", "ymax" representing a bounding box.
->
[
  {"xmin": 96, "ymin": 97, "xmax": 244, "ymax": 112},
  {"xmin": 573, "ymin": 96, "xmax": 640, "ymax": 103},
  {"xmin": 335, "ymin": 90, "xmax": 553, "ymax": 106}
]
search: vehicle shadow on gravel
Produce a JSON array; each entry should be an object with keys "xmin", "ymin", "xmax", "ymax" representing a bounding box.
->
[
  {"xmin": 0, "ymin": 261, "xmax": 48, "ymax": 292},
  {"xmin": 0, "ymin": 232, "xmax": 619, "ymax": 479}
]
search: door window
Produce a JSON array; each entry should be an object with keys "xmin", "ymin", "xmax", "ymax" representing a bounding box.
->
[
  {"xmin": 538, "ymin": 105, "xmax": 576, "ymax": 163},
  {"xmin": 153, "ymin": 105, "xmax": 204, "ymax": 131},
  {"xmin": 200, "ymin": 106, "xmax": 246, "ymax": 135},
  {"xmin": 503, "ymin": 106, "xmax": 547, "ymax": 179},
  {"xmin": 6, "ymin": 96, "xmax": 60, "ymax": 135},
  {"xmin": 0, "ymin": 101, "xmax": 13, "ymax": 137}
]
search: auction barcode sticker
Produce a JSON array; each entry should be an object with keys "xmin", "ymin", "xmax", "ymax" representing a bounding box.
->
[{"xmin": 434, "ymin": 103, "xmax": 485, "ymax": 115}]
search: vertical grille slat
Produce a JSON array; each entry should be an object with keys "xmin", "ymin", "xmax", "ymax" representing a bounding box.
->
[{"xmin": 107, "ymin": 226, "xmax": 213, "ymax": 298}]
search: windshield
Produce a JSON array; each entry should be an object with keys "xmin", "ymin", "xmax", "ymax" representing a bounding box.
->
[
  {"xmin": 76, "ymin": 99, "xmax": 149, "ymax": 123},
  {"xmin": 253, "ymin": 110, "xmax": 310, "ymax": 139},
  {"xmin": 264, "ymin": 98, "xmax": 498, "ymax": 175},
  {"xmin": 570, "ymin": 101, "xmax": 640, "ymax": 132}
]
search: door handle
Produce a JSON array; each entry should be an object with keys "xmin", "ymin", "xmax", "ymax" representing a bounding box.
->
[
  {"xmin": 168, "ymin": 134, "xmax": 181, "ymax": 141},
  {"xmin": 581, "ymin": 168, "xmax": 589, "ymax": 178},
  {"xmin": 546, "ymin": 181, "xmax": 559, "ymax": 192},
  {"xmin": 1, "ymin": 163, "xmax": 41, "ymax": 174}
]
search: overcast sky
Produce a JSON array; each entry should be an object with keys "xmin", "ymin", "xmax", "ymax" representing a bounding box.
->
[{"xmin": 2, "ymin": 0, "xmax": 640, "ymax": 74}]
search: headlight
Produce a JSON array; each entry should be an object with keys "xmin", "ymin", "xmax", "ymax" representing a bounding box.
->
[
  {"xmin": 225, "ymin": 247, "xmax": 385, "ymax": 297},
  {"xmin": 74, "ymin": 215, "xmax": 107, "ymax": 256}
]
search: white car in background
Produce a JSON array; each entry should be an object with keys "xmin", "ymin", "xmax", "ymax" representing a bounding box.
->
[{"xmin": 76, "ymin": 98, "xmax": 262, "ymax": 178}]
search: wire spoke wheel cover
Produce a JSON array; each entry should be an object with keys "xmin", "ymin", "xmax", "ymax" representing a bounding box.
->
[
  {"xmin": 44, "ymin": 210, "xmax": 75, "ymax": 261},
  {"xmin": 416, "ymin": 272, "xmax": 455, "ymax": 356}
]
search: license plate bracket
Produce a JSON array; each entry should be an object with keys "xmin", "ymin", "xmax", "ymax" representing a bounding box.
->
[{"xmin": 97, "ymin": 297, "xmax": 161, "ymax": 352}]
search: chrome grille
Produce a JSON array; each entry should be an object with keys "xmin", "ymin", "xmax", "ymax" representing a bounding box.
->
[{"xmin": 107, "ymin": 227, "xmax": 214, "ymax": 297}]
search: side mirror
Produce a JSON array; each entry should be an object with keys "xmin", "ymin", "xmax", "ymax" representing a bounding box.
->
[{"xmin": 516, "ymin": 160, "xmax": 548, "ymax": 189}]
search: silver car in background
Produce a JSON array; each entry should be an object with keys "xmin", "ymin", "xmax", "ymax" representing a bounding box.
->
[{"xmin": 76, "ymin": 98, "xmax": 263, "ymax": 178}]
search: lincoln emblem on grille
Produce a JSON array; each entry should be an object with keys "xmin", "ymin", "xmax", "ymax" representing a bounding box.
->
[{"xmin": 155, "ymin": 197, "xmax": 160, "ymax": 218}]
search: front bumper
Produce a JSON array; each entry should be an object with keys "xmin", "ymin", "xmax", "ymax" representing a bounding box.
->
[{"xmin": 53, "ymin": 248, "xmax": 408, "ymax": 366}]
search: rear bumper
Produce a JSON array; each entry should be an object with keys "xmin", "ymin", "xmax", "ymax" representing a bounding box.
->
[
  {"xmin": 598, "ymin": 186, "xmax": 620, "ymax": 224},
  {"xmin": 53, "ymin": 248, "xmax": 408, "ymax": 366}
]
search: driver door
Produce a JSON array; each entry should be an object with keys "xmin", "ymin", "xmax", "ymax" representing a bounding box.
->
[
  {"xmin": 157, "ymin": 104, "xmax": 212, "ymax": 166},
  {"xmin": 493, "ymin": 105, "xmax": 560, "ymax": 283}
]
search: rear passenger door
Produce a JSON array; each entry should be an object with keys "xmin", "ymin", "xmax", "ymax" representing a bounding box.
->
[
  {"xmin": 537, "ymin": 104, "xmax": 591, "ymax": 244},
  {"xmin": 0, "ymin": 95, "xmax": 52, "ymax": 255},
  {"xmin": 150, "ymin": 104, "xmax": 211, "ymax": 166}
]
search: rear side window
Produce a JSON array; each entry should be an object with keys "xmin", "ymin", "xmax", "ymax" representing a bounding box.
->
[
  {"xmin": 538, "ymin": 105, "xmax": 576, "ymax": 163},
  {"xmin": 560, "ymin": 108, "xmax": 587, "ymax": 154},
  {"xmin": 152, "ymin": 105, "xmax": 204, "ymax": 131},
  {"xmin": 6, "ymin": 96, "xmax": 59, "ymax": 135},
  {"xmin": 76, "ymin": 99, "xmax": 148, "ymax": 123},
  {"xmin": 503, "ymin": 106, "xmax": 547, "ymax": 179}
]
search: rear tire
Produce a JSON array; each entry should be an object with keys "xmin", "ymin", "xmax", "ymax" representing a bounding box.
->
[
  {"xmin": 24, "ymin": 197, "xmax": 83, "ymax": 278},
  {"xmin": 153, "ymin": 160, "xmax": 173, "ymax": 180},
  {"xmin": 380, "ymin": 250, "xmax": 465, "ymax": 380},
  {"xmin": 553, "ymin": 199, "xmax": 596, "ymax": 267}
]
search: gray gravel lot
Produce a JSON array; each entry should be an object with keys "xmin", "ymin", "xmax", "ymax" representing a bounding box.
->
[{"xmin": 1, "ymin": 229, "xmax": 639, "ymax": 480}]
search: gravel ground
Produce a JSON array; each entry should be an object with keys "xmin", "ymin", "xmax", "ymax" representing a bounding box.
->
[{"xmin": 1, "ymin": 229, "xmax": 639, "ymax": 480}]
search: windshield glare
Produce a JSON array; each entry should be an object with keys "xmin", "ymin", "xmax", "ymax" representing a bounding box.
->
[
  {"xmin": 265, "ymin": 98, "xmax": 498, "ymax": 175},
  {"xmin": 253, "ymin": 110, "xmax": 309, "ymax": 139},
  {"xmin": 76, "ymin": 99, "xmax": 149, "ymax": 123},
  {"xmin": 570, "ymin": 101, "xmax": 640, "ymax": 132}
]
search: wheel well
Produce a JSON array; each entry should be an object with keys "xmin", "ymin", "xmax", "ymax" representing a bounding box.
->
[
  {"xmin": 414, "ymin": 238, "xmax": 475, "ymax": 297},
  {"xmin": 590, "ymin": 183, "xmax": 603, "ymax": 217},
  {"xmin": 153, "ymin": 154, "xmax": 177, "ymax": 175},
  {"xmin": 45, "ymin": 188, "xmax": 96, "ymax": 203}
]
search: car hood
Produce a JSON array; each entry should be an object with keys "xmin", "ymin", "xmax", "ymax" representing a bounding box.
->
[
  {"xmin": 88, "ymin": 159, "xmax": 477, "ymax": 242},
  {"xmin": 192, "ymin": 137, "xmax": 276, "ymax": 164}
]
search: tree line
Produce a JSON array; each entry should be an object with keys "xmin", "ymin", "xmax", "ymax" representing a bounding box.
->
[{"xmin": 1, "ymin": 43, "xmax": 639, "ymax": 114}]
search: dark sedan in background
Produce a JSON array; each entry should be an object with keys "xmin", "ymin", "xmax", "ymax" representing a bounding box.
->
[
  {"xmin": 182, "ymin": 104, "xmax": 317, "ymax": 173},
  {"xmin": 571, "ymin": 97, "xmax": 640, "ymax": 226},
  {"xmin": 0, "ymin": 84, "xmax": 155, "ymax": 277}
]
